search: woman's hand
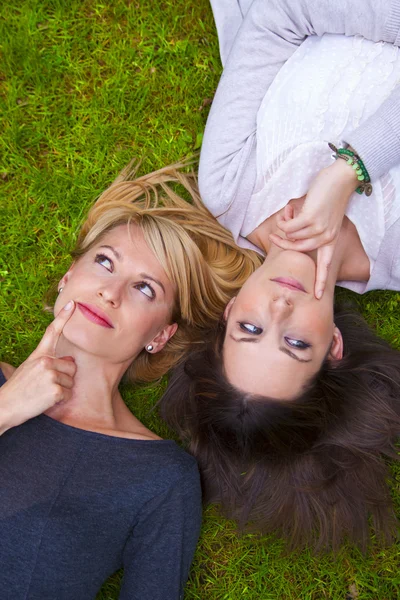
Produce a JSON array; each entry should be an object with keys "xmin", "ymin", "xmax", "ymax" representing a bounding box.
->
[
  {"xmin": 269, "ymin": 159, "xmax": 358, "ymax": 298},
  {"xmin": 0, "ymin": 301, "xmax": 77, "ymax": 434}
]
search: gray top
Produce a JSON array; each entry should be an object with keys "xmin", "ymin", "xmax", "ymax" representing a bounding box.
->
[
  {"xmin": 362, "ymin": 217, "xmax": 400, "ymax": 292},
  {"xmin": 0, "ymin": 369, "xmax": 202, "ymax": 600},
  {"xmin": 200, "ymin": 0, "xmax": 400, "ymax": 291}
]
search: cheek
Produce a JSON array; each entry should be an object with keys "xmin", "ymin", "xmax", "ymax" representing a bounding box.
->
[
  {"xmin": 53, "ymin": 294, "xmax": 68, "ymax": 318},
  {"xmin": 235, "ymin": 289, "xmax": 263, "ymax": 314},
  {"xmin": 305, "ymin": 305, "xmax": 334, "ymax": 339},
  {"xmin": 133, "ymin": 306, "xmax": 171, "ymax": 337},
  {"xmin": 61, "ymin": 314, "xmax": 141, "ymax": 361},
  {"xmin": 53, "ymin": 298, "xmax": 61, "ymax": 318},
  {"xmin": 52, "ymin": 288, "xmax": 78, "ymax": 318},
  {"xmin": 121, "ymin": 301, "xmax": 170, "ymax": 340},
  {"xmin": 62, "ymin": 314, "xmax": 90, "ymax": 344},
  {"xmin": 53, "ymin": 270, "xmax": 90, "ymax": 313}
]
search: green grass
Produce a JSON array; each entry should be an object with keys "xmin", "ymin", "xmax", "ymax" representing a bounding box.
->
[{"xmin": 1, "ymin": 1, "xmax": 399, "ymax": 598}]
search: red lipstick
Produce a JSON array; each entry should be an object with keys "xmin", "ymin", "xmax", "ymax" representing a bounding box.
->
[{"xmin": 77, "ymin": 303, "xmax": 114, "ymax": 328}]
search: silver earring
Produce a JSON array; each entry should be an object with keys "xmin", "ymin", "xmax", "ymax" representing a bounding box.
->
[
  {"xmin": 58, "ymin": 287, "xmax": 63, "ymax": 293},
  {"xmin": 146, "ymin": 344, "xmax": 153, "ymax": 352}
]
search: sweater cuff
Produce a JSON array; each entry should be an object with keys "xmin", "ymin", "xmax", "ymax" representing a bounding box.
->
[
  {"xmin": 346, "ymin": 106, "xmax": 400, "ymax": 181},
  {"xmin": 385, "ymin": 1, "xmax": 400, "ymax": 45}
]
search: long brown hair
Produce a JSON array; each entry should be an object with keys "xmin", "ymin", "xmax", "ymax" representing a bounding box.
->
[
  {"xmin": 159, "ymin": 304, "xmax": 400, "ymax": 552},
  {"xmin": 73, "ymin": 162, "xmax": 262, "ymax": 381}
]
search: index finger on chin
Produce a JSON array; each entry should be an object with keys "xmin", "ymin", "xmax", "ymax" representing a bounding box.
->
[{"xmin": 32, "ymin": 301, "xmax": 75, "ymax": 357}]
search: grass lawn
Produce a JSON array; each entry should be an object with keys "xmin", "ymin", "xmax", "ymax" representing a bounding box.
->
[{"xmin": 1, "ymin": 1, "xmax": 399, "ymax": 598}]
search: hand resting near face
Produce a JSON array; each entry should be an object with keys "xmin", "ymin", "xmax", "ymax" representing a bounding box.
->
[
  {"xmin": 269, "ymin": 159, "xmax": 359, "ymax": 299},
  {"xmin": 0, "ymin": 301, "xmax": 77, "ymax": 435}
]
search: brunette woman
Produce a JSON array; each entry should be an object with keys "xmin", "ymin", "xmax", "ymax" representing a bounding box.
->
[{"xmin": 159, "ymin": 0, "xmax": 400, "ymax": 551}]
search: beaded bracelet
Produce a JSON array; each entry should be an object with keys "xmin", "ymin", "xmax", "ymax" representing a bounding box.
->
[{"xmin": 328, "ymin": 143, "xmax": 373, "ymax": 196}]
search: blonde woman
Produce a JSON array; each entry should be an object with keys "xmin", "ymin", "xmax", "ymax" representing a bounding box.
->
[{"xmin": 0, "ymin": 165, "xmax": 259, "ymax": 599}]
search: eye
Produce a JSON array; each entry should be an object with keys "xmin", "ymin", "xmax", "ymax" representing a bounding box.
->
[
  {"xmin": 135, "ymin": 282, "xmax": 155, "ymax": 300},
  {"xmin": 239, "ymin": 322, "xmax": 263, "ymax": 335},
  {"xmin": 95, "ymin": 253, "xmax": 113, "ymax": 272},
  {"xmin": 284, "ymin": 337, "xmax": 311, "ymax": 350}
]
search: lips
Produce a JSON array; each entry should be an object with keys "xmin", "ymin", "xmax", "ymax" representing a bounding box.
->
[
  {"xmin": 77, "ymin": 303, "xmax": 114, "ymax": 328},
  {"xmin": 270, "ymin": 278, "xmax": 307, "ymax": 293}
]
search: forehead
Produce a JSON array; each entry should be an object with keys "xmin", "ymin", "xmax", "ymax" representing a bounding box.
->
[
  {"xmin": 97, "ymin": 224, "xmax": 154, "ymax": 261},
  {"xmin": 223, "ymin": 339, "xmax": 317, "ymax": 399},
  {"xmin": 99, "ymin": 223, "xmax": 145, "ymax": 249},
  {"xmin": 94, "ymin": 224, "xmax": 172, "ymax": 283}
]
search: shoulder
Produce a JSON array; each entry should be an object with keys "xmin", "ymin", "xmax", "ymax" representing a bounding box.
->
[
  {"xmin": 119, "ymin": 439, "xmax": 200, "ymax": 490},
  {"xmin": 157, "ymin": 442, "xmax": 200, "ymax": 483},
  {"xmin": 146, "ymin": 442, "xmax": 201, "ymax": 502},
  {"xmin": 128, "ymin": 443, "xmax": 202, "ymax": 519}
]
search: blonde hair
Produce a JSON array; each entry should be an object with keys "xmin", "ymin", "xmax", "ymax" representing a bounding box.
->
[{"xmin": 74, "ymin": 161, "xmax": 262, "ymax": 381}]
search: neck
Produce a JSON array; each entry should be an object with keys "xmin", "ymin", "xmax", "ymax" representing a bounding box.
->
[{"xmin": 45, "ymin": 337, "xmax": 132, "ymax": 430}]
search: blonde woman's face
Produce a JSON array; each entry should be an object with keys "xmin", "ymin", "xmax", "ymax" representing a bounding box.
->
[
  {"xmin": 223, "ymin": 250, "xmax": 343, "ymax": 399},
  {"xmin": 54, "ymin": 224, "xmax": 177, "ymax": 366}
]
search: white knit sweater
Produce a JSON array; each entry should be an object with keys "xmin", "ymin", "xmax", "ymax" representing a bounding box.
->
[{"xmin": 200, "ymin": 0, "xmax": 400, "ymax": 268}]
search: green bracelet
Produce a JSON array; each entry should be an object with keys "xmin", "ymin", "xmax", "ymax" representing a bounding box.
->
[{"xmin": 328, "ymin": 143, "xmax": 373, "ymax": 196}]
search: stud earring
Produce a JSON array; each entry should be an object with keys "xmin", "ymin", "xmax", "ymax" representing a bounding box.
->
[
  {"xmin": 58, "ymin": 287, "xmax": 63, "ymax": 293},
  {"xmin": 146, "ymin": 344, "xmax": 153, "ymax": 352}
]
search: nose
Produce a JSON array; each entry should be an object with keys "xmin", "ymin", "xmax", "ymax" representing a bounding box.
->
[
  {"xmin": 97, "ymin": 281, "xmax": 122, "ymax": 308},
  {"xmin": 269, "ymin": 293, "xmax": 293, "ymax": 319}
]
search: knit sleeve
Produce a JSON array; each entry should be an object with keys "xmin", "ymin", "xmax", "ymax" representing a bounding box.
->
[
  {"xmin": 199, "ymin": 0, "xmax": 400, "ymax": 238},
  {"xmin": 345, "ymin": 85, "xmax": 400, "ymax": 181},
  {"xmin": 118, "ymin": 463, "xmax": 202, "ymax": 600}
]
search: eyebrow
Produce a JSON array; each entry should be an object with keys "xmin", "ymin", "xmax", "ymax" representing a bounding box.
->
[
  {"xmin": 279, "ymin": 347, "xmax": 312, "ymax": 363},
  {"xmin": 139, "ymin": 272, "xmax": 166, "ymax": 295},
  {"xmin": 100, "ymin": 246, "xmax": 166, "ymax": 295},
  {"xmin": 229, "ymin": 334, "xmax": 312, "ymax": 362},
  {"xmin": 100, "ymin": 245, "xmax": 121, "ymax": 260},
  {"xmin": 229, "ymin": 334, "xmax": 259, "ymax": 344}
]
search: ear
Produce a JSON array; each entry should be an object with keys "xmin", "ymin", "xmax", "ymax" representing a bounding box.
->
[
  {"xmin": 148, "ymin": 322, "xmax": 178, "ymax": 354},
  {"xmin": 58, "ymin": 262, "xmax": 75, "ymax": 291},
  {"xmin": 223, "ymin": 297, "xmax": 236, "ymax": 322},
  {"xmin": 327, "ymin": 325, "xmax": 343, "ymax": 361}
]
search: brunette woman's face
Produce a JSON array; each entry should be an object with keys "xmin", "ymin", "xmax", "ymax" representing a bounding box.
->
[
  {"xmin": 53, "ymin": 224, "xmax": 177, "ymax": 367},
  {"xmin": 223, "ymin": 250, "xmax": 342, "ymax": 399}
]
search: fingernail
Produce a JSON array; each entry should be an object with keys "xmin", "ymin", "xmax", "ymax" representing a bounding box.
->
[
  {"xmin": 316, "ymin": 291, "xmax": 322, "ymax": 300},
  {"xmin": 64, "ymin": 301, "xmax": 73, "ymax": 311}
]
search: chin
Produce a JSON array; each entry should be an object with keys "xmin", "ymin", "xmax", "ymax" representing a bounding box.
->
[
  {"xmin": 283, "ymin": 249, "xmax": 315, "ymax": 262},
  {"xmin": 62, "ymin": 321, "xmax": 139, "ymax": 364},
  {"xmin": 61, "ymin": 320, "xmax": 111, "ymax": 356},
  {"xmin": 273, "ymin": 249, "xmax": 316, "ymax": 274}
]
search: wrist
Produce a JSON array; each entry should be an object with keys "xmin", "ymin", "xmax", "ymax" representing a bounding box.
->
[
  {"xmin": 0, "ymin": 392, "xmax": 17, "ymax": 435},
  {"xmin": 0, "ymin": 413, "xmax": 14, "ymax": 436},
  {"xmin": 328, "ymin": 142, "xmax": 372, "ymax": 196},
  {"xmin": 330, "ymin": 157, "xmax": 359, "ymax": 189}
]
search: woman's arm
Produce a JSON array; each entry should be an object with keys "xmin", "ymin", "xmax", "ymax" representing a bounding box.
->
[
  {"xmin": 119, "ymin": 465, "xmax": 202, "ymax": 600},
  {"xmin": 0, "ymin": 362, "xmax": 16, "ymax": 381},
  {"xmin": 199, "ymin": 0, "xmax": 400, "ymax": 231},
  {"xmin": 0, "ymin": 302, "xmax": 76, "ymax": 434},
  {"xmin": 346, "ymin": 86, "xmax": 400, "ymax": 181}
]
